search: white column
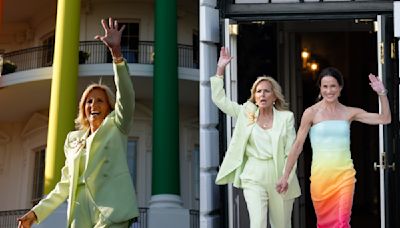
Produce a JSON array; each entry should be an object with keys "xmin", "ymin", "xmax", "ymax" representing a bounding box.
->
[{"xmin": 199, "ymin": 1, "xmax": 220, "ymax": 228}]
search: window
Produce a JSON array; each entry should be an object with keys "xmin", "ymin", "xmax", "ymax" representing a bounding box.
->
[
  {"xmin": 42, "ymin": 34, "xmax": 55, "ymax": 67},
  {"xmin": 126, "ymin": 139, "xmax": 138, "ymax": 186},
  {"xmin": 192, "ymin": 31, "xmax": 199, "ymax": 68},
  {"xmin": 192, "ymin": 145, "xmax": 199, "ymax": 205},
  {"xmin": 32, "ymin": 147, "xmax": 46, "ymax": 205},
  {"xmin": 108, "ymin": 22, "xmax": 139, "ymax": 63}
]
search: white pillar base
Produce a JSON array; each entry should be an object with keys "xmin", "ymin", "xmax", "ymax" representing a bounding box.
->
[
  {"xmin": 148, "ymin": 194, "xmax": 190, "ymax": 228},
  {"xmin": 148, "ymin": 194, "xmax": 183, "ymax": 208},
  {"xmin": 32, "ymin": 202, "xmax": 67, "ymax": 228}
]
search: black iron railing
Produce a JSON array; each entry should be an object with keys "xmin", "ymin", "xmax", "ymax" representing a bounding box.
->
[
  {"xmin": 2, "ymin": 41, "xmax": 198, "ymax": 75},
  {"xmin": 190, "ymin": 209, "xmax": 199, "ymax": 228},
  {"xmin": 0, "ymin": 208, "xmax": 199, "ymax": 228},
  {"xmin": 0, "ymin": 209, "xmax": 30, "ymax": 228}
]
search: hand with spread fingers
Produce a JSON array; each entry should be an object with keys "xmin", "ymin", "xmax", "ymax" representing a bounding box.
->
[
  {"xmin": 94, "ymin": 17, "xmax": 125, "ymax": 58},
  {"xmin": 215, "ymin": 47, "xmax": 234, "ymax": 76},
  {"xmin": 368, "ymin": 73, "xmax": 387, "ymax": 96}
]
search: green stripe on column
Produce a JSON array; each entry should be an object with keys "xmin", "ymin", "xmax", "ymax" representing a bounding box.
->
[
  {"xmin": 152, "ymin": 0, "xmax": 179, "ymax": 195},
  {"xmin": 44, "ymin": 0, "xmax": 80, "ymax": 193}
]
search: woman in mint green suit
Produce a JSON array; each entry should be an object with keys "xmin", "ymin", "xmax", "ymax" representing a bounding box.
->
[
  {"xmin": 18, "ymin": 18, "xmax": 138, "ymax": 228},
  {"xmin": 212, "ymin": 47, "xmax": 301, "ymax": 228}
]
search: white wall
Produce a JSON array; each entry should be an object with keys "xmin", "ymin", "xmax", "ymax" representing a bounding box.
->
[
  {"xmin": 0, "ymin": 111, "xmax": 48, "ymax": 211},
  {"xmin": 0, "ymin": 0, "xmax": 198, "ymax": 52}
]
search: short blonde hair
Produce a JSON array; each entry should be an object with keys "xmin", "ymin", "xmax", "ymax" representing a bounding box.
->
[
  {"xmin": 248, "ymin": 76, "xmax": 289, "ymax": 111},
  {"xmin": 74, "ymin": 83, "xmax": 115, "ymax": 130}
]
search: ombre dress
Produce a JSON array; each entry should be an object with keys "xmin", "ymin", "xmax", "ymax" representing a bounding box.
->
[{"xmin": 309, "ymin": 120, "xmax": 356, "ymax": 228}]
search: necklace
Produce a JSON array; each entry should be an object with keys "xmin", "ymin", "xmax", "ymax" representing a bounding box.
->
[{"xmin": 258, "ymin": 116, "xmax": 272, "ymax": 129}]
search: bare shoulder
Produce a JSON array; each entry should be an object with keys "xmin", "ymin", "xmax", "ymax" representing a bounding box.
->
[
  {"xmin": 300, "ymin": 105, "xmax": 317, "ymax": 126},
  {"xmin": 303, "ymin": 104, "xmax": 318, "ymax": 119}
]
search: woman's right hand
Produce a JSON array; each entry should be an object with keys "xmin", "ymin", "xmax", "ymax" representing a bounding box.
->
[
  {"xmin": 94, "ymin": 17, "xmax": 125, "ymax": 58},
  {"xmin": 17, "ymin": 211, "xmax": 37, "ymax": 228},
  {"xmin": 216, "ymin": 47, "xmax": 233, "ymax": 75}
]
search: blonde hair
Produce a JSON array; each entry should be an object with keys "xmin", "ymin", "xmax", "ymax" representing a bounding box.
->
[
  {"xmin": 74, "ymin": 83, "xmax": 115, "ymax": 130},
  {"xmin": 248, "ymin": 76, "xmax": 289, "ymax": 110}
]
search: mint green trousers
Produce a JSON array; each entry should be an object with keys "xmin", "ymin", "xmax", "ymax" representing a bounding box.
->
[
  {"xmin": 241, "ymin": 157, "xmax": 295, "ymax": 228},
  {"xmin": 70, "ymin": 184, "xmax": 131, "ymax": 228}
]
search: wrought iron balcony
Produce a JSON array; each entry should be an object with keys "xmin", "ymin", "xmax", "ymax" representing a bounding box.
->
[{"xmin": 1, "ymin": 41, "xmax": 198, "ymax": 75}]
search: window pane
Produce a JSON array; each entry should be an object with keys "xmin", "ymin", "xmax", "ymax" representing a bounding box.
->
[
  {"xmin": 126, "ymin": 140, "xmax": 138, "ymax": 186},
  {"xmin": 120, "ymin": 22, "xmax": 139, "ymax": 63},
  {"xmin": 192, "ymin": 146, "xmax": 199, "ymax": 202},
  {"xmin": 32, "ymin": 148, "xmax": 46, "ymax": 206}
]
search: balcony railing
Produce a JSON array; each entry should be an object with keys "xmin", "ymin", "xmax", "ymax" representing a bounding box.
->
[
  {"xmin": 0, "ymin": 208, "xmax": 199, "ymax": 228},
  {"xmin": 0, "ymin": 209, "xmax": 29, "ymax": 228},
  {"xmin": 2, "ymin": 41, "xmax": 198, "ymax": 74},
  {"xmin": 190, "ymin": 209, "xmax": 199, "ymax": 228}
]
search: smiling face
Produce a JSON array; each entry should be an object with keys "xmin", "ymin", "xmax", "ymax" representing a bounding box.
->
[
  {"xmin": 84, "ymin": 88, "xmax": 111, "ymax": 132},
  {"xmin": 320, "ymin": 75, "xmax": 342, "ymax": 102},
  {"xmin": 255, "ymin": 80, "xmax": 276, "ymax": 109}
]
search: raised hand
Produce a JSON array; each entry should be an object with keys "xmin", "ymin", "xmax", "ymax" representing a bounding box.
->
[
  {"xmin": 368, "ymin": 74, "xmax": 387, "ymax": 95},
  {"xmin": 17, "ymin": 211, "xmax": 37, "ymax": 228},
  {"xmin": 217, "ymin": 47, "xmax": 233, "ymax": 69},
  {"xmin": 275, "ymin": 177, "xmax": 289, "ymax": 194},
  {"xmin": 94, "ymin": 17, "xmax": 125, "ymax": 56}
]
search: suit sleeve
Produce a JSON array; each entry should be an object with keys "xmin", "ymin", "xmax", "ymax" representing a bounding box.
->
[
  {"xmin": 283, "ymin": 112, "xmax": 297, "ymax": 183},
  {"xmin": 31, "ymin": 133, "xmax": 72, "ymax": 223},
  {"xmin": 113, "ymin": 60, "xmax": 135, "ymax": 134},
  {"xmin": 210, "ymin": 76, "xmax": 241, "ymax": 118}
]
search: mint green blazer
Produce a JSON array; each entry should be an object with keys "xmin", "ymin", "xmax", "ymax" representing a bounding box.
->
[
  {"xmin": 211, "ymin": 76, "xmax": 301, "ymax": 200},
  {"xmin": 32, "ymin": 61, "xmax": 139, "ymax": 226}
]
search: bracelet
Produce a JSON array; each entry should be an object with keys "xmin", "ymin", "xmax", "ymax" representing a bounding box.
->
[
  {"xmin": 112, "ymin": 56, "xmax": 124, "ymax": 64},
  {"xmin": 378, "ymin": 89, "xmax": 388, "ymax": 96}
]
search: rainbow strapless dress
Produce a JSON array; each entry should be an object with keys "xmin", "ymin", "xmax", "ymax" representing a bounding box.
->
[{"xmin": 309, "ymin": 120, "xmax": 356, "ymax": 228}]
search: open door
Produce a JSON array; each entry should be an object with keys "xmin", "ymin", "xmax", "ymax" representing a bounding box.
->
[
  {"xmin": 222, "ymin": 18, "xmax": 250, "ymax": 228},
  {"xmin": 375, "ymin": 14, "xmax": 400, "ymax": 228}
]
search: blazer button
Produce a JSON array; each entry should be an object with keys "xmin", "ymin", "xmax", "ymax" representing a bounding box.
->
[
  {"xmin": 104, "ymin": 160, "xmax": 109, "ymax": 163},
  {"xmin": 103, "ymin": 174, "xmax": 108, "ymax": 178}
]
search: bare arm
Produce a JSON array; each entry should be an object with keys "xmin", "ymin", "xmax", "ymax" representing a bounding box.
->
[
  {"xmin": 276, "ymin": 108, "xmax": 314, "ymax": 193},
  {"xmin": 352, "ymin": 74, "xmax": 391, "ymax": 125}
]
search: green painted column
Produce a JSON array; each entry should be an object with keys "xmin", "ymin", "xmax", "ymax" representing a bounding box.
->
[
  {"xmin": 44, "ymin": 0, "xmax": 80, "ymax": 193},
  {"xmin": 152, "ymin": 0, "xmax": 179, "ymax": 195}
]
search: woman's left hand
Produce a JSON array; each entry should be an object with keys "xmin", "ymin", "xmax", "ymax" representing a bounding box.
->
[
  {"xmin": 276, "ymin": 177, "xmax": 289, "ymax": 194},
  {"xmin": 94, "ymin": 17, "xmax": 125, "ymax": 54},
  {"xmin": 368, "ymin": 73, "xmax": 386, "ymax": 95}
]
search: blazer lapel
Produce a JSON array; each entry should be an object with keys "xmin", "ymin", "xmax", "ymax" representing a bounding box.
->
[
  {"xmin": 67, "ymin": 130, "xmax": 87, "ymax": 224},
  {"xmin": 270, "ymin": 108, "xmax": 283, "ymax": 175}
]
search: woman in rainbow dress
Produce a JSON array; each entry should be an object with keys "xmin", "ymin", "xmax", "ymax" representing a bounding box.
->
[{"xmin": 276, "ymin": 67, "xmax": 391, "ymax": 227}]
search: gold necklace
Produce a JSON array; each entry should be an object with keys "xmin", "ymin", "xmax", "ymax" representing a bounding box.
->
[{"xmin": 258, "ymin": 117, "xmax": 272, "ymax": 129}]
